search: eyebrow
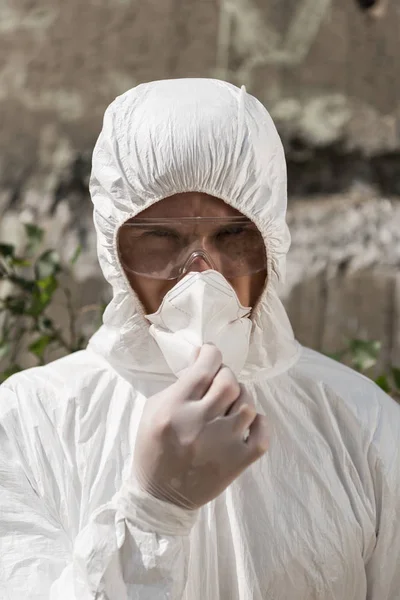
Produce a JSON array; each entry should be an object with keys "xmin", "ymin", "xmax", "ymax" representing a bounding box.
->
[
  {"xmin": 137, "ymin": 224, "xmax": 179, "ymax": 233},
  {"xmin": 132, "ymin": 223, "xmax": 253, "ymax": 239}
]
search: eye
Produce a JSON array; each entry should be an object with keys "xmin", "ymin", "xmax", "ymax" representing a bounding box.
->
[
  {"xmin": 144, "ymin": 229, "xmax": 179, "ymax": 239},
  {"xmin": 215, "ymin": 226, "xmax": 246, "ymax": 238}
]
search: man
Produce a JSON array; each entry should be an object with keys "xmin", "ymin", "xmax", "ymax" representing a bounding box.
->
[{"xmin": 0, "ymin": 78, "xmax": 399, "ymax": 599}]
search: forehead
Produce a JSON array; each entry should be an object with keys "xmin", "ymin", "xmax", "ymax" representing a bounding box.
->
[{"xmin": 130, "ymin": 192, "xmax": 243, "ymax": 221}]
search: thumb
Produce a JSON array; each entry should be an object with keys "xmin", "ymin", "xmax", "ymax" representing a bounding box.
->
[
  {"xmin": 190, "ymin": 346, "xmax": 202, "ymax": 364},
  {"xmin": 175, "ymin": 346, "xmax": 201, "ymax": 379}
]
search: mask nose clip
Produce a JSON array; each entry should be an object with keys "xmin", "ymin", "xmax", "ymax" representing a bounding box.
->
[{"xmin": 179, "ymin": 249, "xmax": 217, "ymax": 276}]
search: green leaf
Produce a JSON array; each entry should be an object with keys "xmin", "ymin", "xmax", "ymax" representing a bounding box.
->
[
  {"xmin": 375, "ymin": 374, "xmax": 391, "ymax": 393},
  {"xmin": 0, "ymin": 364, "xmax": 22, "ymax": 383},
  {"xmin": 8, "ymin": 274, "xmax": 36, "ymax": 292},
  {"xmin": 25, "ymin": 223, "xmax": 44, "ymax": 241},
  {"xmin": 353, "ymin": 354, "xmax": 377, "ymax": 372},
  {"xmin": 11, "ymin": 257, "xmax": 31, "ymax": 268},
  {"xmin": 348, "ymin": 339, "xmax": 381, "ymax": 372},
  {"xmin": 391, "ymin": 367, "xmax": 400, "ymax": 391},
  {"xmin": 34, "ymin": 250, "xmax": 61, "ymax": 280},
  {"xmin": 70, "ymin": 245, "xmax": 82, "ymax": 266},
  {"xmin": 37, "ymin": 275, "xmax": 58, "ymax": 295},
  {"xmin": 0, "ymin": 243, "xmax": 15, "ymax": 258},
  {"xmin": 348, "ymin": 339, "xmax": 381, "ymax": 356},
  {"xmin": 0, "ymin": 343, "xmax": 11, "ymax": 360},
  {"xmin": 28, "ymin": 335, "xmax": 54, "ymax": 359},
  {"xmin": 28, "ymin": 276, "xmax": 58, "ymax": 316},
  {"xmin": 3, "ymin": 295, "xmax": 27, "ymax": 315},
  {"xmin": 24, "ymin": 224, "xmax": 44, "ymax": 256}
]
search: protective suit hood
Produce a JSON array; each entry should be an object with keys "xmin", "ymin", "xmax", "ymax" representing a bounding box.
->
[{"xmin": 88, "ymin": 78, "xmax": 299, "ymax": 380}]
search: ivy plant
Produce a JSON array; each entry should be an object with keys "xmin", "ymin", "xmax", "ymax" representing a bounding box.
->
[
  {"xmin": 327, "ymin": 338, "xmax": 400, "ymax": 400},
  {"xmin": 0, "ymin": 224, "xmax": 103, "ymax": 382}
]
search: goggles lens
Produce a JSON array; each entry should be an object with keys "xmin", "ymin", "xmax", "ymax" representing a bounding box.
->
[{"xmin": 118, "ymin": 217, "xmax": 267, "ymax": 280}]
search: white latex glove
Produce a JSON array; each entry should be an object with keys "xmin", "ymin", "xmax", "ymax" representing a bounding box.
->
[{"xmin": 132, "ymin": 343, "xmax": 269, "ymax": 510}]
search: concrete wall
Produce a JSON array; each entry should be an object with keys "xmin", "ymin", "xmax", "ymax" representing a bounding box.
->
[
  {"xmin": 1, "ymin": 0, "xmax": 399, "ymax": 198},
  {"xmin": 284, "ymin": 190, "xmax": 400, "ymax": 374}
]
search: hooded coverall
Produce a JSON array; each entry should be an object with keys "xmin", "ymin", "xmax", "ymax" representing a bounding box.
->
[{"xmin": 0, "ymin": 79, "xmax": 399, "ymax": 600}]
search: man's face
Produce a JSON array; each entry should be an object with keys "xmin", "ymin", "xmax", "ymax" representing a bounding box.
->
[{"xmin": 117, "ymin": 192, "xmax": 267, "ymax": 314}]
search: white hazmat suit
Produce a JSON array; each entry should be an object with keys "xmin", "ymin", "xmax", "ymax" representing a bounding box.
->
[{"xmin": 1, "ymin": 79, "xmax": 400, "ymax": 600}]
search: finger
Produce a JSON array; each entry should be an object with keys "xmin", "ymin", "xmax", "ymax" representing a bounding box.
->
[
  {"xmin": 242, "ymin": 414, "xmax": 269, "ymax": 463},
  {"xmin": 199, "ymin": 367, "xmax": 241, "ymax": 421},
  {"xmin": 228, "ymin": 401, "xmax": 258, "ymax": 437},
  {"xmin": 224, "ymin": 385, "xmax": 255, "ymax": 416},
  {"xmin": 175, "ymin": 346, "xmax": 202, "ymax": 378},
  {"xmin": 174, "ymin": 343, "xmax": 223, "ymax": 400}
]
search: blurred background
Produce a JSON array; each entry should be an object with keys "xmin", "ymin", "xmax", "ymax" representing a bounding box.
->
[{"xmin": 0, "ymin": 0, "xmax": 399, "ymax": 381}]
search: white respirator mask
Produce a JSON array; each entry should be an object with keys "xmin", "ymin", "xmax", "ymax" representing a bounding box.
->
[{"xmin": 146, "ymin": 270, "xmax": 252, "ymax": 377}]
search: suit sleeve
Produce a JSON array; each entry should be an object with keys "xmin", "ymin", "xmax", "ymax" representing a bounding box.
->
[{"xmin": 0, "ymin": 386, "xmax": 198, "ymax": 600}]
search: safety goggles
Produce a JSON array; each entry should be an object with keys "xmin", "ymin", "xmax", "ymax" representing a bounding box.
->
[{"xmin": 117, "ymin": 217, "xmax": 267, "ymax": 280}]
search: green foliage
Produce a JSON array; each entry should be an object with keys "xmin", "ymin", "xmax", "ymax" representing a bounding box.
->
[
  {"xmin": 327, "ymin": 338, "xmax": 400, "ymax": 400},
  {"xmin": 0, "ymin": 225, "xmax": 104, "ymax": 383}
]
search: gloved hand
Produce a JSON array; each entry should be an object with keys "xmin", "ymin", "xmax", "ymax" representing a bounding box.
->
[{"xmin": 132, "ymin": 343, "xmax": 269, "ymax": 510}]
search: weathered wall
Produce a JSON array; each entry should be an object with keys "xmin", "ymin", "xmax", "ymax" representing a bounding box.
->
[
  {"xmin": 283, "ymin": 188, "xmax": 400, "ymax": 373},
  {"xmin": 1, "ymin": 0, "xmax": 399, "ymax": 371},
  {"xmin": 1, "ymin": 0, "xmax": 399, "ymax": 201},
  {"xmin": 217, "ymin": 0, "xmax": 399, "ymax": 152}
]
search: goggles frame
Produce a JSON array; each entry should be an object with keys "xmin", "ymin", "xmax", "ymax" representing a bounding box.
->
[{"xmin": 118, "ymin": 216, "xmax": 267, "ymax": 280}]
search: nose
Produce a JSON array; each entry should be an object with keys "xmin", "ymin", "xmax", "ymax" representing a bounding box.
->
[
  {"xmin": 181, "ymin": 250, "xmax": 217, "ymax": 275},
  {"xmin": 187, "ymin": 256, "xmax": 212, "ymax": 272}
]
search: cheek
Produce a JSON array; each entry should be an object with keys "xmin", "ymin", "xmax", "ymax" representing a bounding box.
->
[
  {"xmin": 227, "ymin": 276, "xmax": 251, "ymax": 306},
  {"xmin": 250, "ymin": 271, "xmax": 268, "ymax": 306},
  {"xmin": 127, "ymin": 273, "xmax": 175, "ymax": 314},
  {"xmin": 228, "ymin": 272, "xmax": 267, "ymax": 307}
]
